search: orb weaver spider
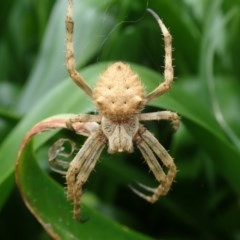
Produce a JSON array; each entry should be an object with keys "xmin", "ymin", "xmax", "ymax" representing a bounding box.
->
[{"xmin": 49, "ymin": 0, "xmax": 180, "ymax": 221}]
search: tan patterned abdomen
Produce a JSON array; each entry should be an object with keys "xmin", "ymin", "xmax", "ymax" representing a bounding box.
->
[{"xmin": 93, "ymin": 62, "xmax": 146, "ymax": 121}]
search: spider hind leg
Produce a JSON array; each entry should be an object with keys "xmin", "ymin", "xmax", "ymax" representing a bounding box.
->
[
  {"xmin": 66, "ymin": 130, "xmax": 106, "ymax": 220},
  {"xmin": 132, "ymin": 126, "xmax": 177, "ymax": 203}
]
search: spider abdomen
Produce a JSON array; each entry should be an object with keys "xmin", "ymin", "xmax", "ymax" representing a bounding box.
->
[{"xmin": 93, "ymin": 62, "xmax": 146, "ymax": 121}]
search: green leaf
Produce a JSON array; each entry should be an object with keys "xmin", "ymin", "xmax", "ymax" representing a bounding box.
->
[
  {"xmin": 0, "ymin": 66, "xmax": 96, "ymax": 209},
  {"xmin": 16, "ymin": 0, "xmax": 116, "ymax": 114},
  {"xmin": 16, "ymin": 138, "xmax": 151, "ymax": 240}
]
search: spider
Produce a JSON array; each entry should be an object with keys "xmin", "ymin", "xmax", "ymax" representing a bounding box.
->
[{"xmin": 51, "ymin": 0, "xmax": 180, "ymax": 221}]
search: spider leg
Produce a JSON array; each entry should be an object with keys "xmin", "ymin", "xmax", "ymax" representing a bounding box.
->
[
  {"xmin": 66, "ymin": 113, "xmax": 101, "ymax": 131},
  {"xmin": 66, "ymin": 130, "xmax": 106, "ymax": 220},
  {"xmin": 146, "ymin": 9, "xmax": 173, "ymax": 103},
  {"xmin": 66, "ymin": 0, "xmax": 92, "ymax": 97},
  {"xmin": 132, "ymin": 126, "xmax": 177, "ymax": 203},
  {"xmin": 138, "ymin": 111, "xmax": 180, "ymax": 130}
]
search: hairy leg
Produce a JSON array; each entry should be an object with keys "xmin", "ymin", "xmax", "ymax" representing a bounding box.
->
[
  {"xmin": 138, "ymin": 111, "xmax": 179, "ymax": 130},
  {"xmin": 132, "ymin": 126, "xmax": 177, "ymax": 203},
  {"xmin": 65, "ymin": 114, "xmax": 101, "ymax": 131},
  {"xmin": 66, "ymin": 0, "xmax": 92, "ymax": 97},
  {"xmin": 146, "ymin": 9, "xmax": 174, "ymax": 103},
  {"xmin": 66, "ymin": 130, "xmax": 106, "ymax": 220}
]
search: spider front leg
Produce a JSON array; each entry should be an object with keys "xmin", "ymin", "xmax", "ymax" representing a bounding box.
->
[
  {"xmin": 146, "ymin": 9, "xmax": 174, "ymax": 103},
  {"xmin": 66, "ymin": 130, "xmax": 107, "ymax": 220},
  {"xmin": 66, "ymin": 0, "xmax": 92, "ymax": 97},
  {"xmin": 132, "ymin": 126, "xmax": 177, "ymax": 203}
]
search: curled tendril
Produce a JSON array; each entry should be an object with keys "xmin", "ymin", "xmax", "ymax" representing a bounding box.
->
[{"xmin": 48, "ymin": 138, "xmax": 77, "ymax": 175}]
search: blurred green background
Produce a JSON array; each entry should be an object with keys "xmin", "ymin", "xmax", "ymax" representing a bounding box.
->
[{"xmin": 0, "ymin": 0, "xmax": 240, "ymax": 239}]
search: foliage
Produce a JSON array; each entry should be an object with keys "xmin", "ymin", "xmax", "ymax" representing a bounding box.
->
[{"xmin": 0, "ymin": 0, "xmax": 240, "ymax": 239}]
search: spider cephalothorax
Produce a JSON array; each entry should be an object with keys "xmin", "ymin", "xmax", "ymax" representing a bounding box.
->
[{"xmin": 50, "ymin": 0, "xmax": 180, "ymax": 221}]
